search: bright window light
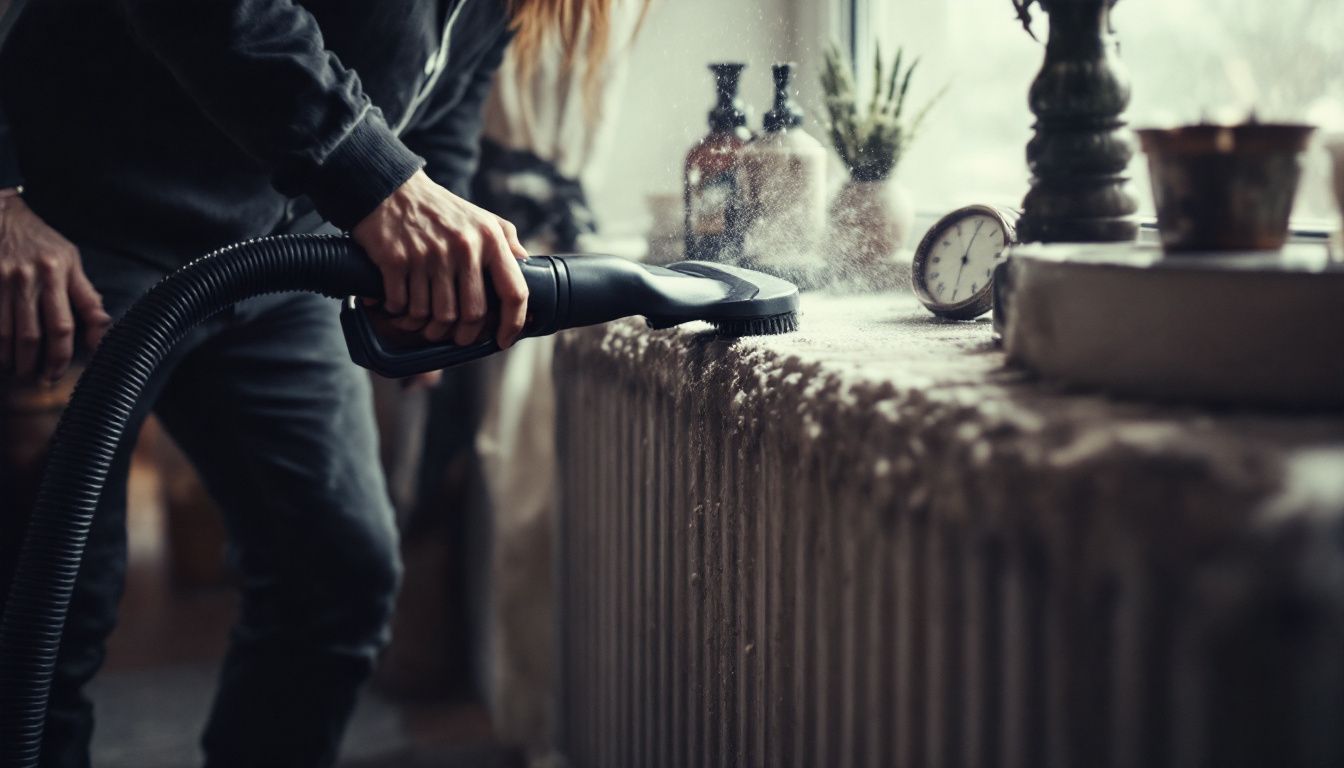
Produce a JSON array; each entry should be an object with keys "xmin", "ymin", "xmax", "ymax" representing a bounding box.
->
[{"xmin": 858, "ymin": 0, "xmax": 1343, "ymax": 223}]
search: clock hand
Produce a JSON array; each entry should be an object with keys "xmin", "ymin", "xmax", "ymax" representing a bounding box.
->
[{"xmin": 951, "ymin": 220, "xmax": 985, "ymax": 301}]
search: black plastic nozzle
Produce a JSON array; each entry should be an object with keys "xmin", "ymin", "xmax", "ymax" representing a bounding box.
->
[{"xmin": 341, "ymin": 253, "xmax": 801, "ymax": 377}]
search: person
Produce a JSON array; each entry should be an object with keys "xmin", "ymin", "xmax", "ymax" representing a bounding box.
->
[{"xmin": 0, "ymin": 0, "xmax": 626, "ymax": 765}]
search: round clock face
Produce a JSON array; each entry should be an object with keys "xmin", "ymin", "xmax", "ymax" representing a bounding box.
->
[{"xmin": 912, "ymin": 206, "xmax": 1017, "ymax": 320}]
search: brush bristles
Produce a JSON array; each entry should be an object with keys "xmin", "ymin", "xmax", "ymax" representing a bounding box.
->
[{"xmin": 711, "ymin": 312, "xmax": 800, "ymax": 337}]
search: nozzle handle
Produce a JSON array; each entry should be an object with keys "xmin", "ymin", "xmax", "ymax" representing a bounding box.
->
[
  {"xmin": 340, "ymin": 255, "xmax": 562, "ymax": 377},
  {"xmin": 340, "ymin": 298, "xmax": 504, "ymax": 376}
]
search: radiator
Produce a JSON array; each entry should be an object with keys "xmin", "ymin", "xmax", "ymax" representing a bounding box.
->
[{"xmin": 553, "ymin": 311, "xmax": 1344, "ymax": 768}]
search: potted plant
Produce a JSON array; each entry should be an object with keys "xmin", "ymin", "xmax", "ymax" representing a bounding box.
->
[{"xmin": 821, "ymin": 43, "xmax": 944, "ymax": 267}]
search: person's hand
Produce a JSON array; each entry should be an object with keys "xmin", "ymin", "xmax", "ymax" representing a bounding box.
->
[
  {"xmin": 0, "ymin": 194, "xmax": 112, "ymax": 382},
  {"xmin": 352, "ymin": 170, "xmax": 529, "ymax": 350}
]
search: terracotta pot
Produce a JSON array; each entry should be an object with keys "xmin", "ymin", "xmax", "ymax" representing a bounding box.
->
[
  {"xmin": 1327, "ymin": 137, "xmax": 1344, "ymax": 225},
  {"xmin": 829, "ymin": 178, "xmax": 914, "ymax": 268},
  {"xmin": 1137, "ymin": 123, "xmax": 1315, "ymax": 253}
]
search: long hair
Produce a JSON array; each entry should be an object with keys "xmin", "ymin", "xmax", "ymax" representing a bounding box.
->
[{"xmin": 508, "ymin": 0, "xmax": 648, "ymax": 110}]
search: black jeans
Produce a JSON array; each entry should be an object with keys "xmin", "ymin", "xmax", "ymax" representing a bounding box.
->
[{"xmin": 10, "ymin": 243, "xmax": 402, "ymax": 768}]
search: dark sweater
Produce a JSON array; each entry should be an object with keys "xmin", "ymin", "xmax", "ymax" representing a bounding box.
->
[{"xmin": 0, "ymin": 0, "xmax": 511, "ymax": 268}]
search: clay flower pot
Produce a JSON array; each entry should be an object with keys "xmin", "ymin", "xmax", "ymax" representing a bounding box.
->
[
  {"xmin": 1327, "ymin": 137, "xmax": 1344, "ymax": 225},
  {"xmin": 829, "ymin": 177, "xmax": 914, "ymax": 268},
  {"xmin": 1138, "ymin": 123, "xmax": 1315, "ymax": 253}
]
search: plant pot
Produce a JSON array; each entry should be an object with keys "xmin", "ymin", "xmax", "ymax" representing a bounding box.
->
[
  {"xmin": 1327, "ymin": 137, "xmax": 1344, "ymax": 225},
  {"xmin": 1137, "ymin": 123, "xmax": 1315, "ymax": 253},
  {"xmin": 830, "ymin": 178, "xmax": 914, "ymax": 270}
]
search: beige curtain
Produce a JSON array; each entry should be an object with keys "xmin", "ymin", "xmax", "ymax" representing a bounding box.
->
[{"xmin": 474, "ymin": 5, "xmax": 644, "ymax": 762}]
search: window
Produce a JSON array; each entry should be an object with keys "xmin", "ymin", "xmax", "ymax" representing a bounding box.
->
[{"xmin": 855, "ymin": 0, "xmax": 1343, "ymax": 224}]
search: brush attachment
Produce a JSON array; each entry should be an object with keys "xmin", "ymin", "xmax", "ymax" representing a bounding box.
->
[
  {"xmin": 710, "ymin": 311, "xmax": 800, "ymax": 337},
  {"xmin": 637, "ymin": 260, "xmax": 801, "ymax": 337}
]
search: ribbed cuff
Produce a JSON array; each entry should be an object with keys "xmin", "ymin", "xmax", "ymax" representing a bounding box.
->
[{"xmin": 306, "ymin": 110, "xmax": 425, "ymax": 231}]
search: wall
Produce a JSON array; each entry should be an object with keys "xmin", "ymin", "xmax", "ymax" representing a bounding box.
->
[{"xmin": 588, "ymin": 0, "xmax": 838, "ymax": 237}]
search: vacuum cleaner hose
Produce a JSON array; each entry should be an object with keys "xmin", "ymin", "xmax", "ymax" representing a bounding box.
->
[
  {"xmin": 0, "ymin": 234, "xmax": 382, "ymax": 768},
  {"xmin": 0, "ymin": 232, "xmax": 798, "ymax": 767}
]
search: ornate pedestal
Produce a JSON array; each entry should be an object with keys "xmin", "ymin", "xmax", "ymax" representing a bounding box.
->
[{"xmin": 1017, "ymin": 0, "xmax": 1139, "ymax": 243}]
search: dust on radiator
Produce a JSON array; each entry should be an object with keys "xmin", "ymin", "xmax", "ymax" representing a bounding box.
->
[{"xmin": 553, "ymin": 321, "xmax": 1344, "ymax": 768}]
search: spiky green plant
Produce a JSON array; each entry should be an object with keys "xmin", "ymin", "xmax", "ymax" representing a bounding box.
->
[{"xmin": 820, "ymin": 43, "xmax": 946, "ymax": 182}]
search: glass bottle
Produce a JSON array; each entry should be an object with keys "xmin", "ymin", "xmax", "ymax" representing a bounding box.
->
[
  {"xmin": 737, "ymin": 62, "xmax": 828, "ymax": 284},
  {"xmin": 684, "ymin": 63, "xmax": 752, "ymax": 262}
]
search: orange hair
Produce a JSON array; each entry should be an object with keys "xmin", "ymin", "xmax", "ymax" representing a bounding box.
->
[{"xmin": 508, "ymin": 0, "xmax": 649, "ymax": 110}]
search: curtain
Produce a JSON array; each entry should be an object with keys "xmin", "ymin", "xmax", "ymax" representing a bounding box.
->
[{"xmin": 470, "ymin": 5, "xmax": 644, "ymax": 761}]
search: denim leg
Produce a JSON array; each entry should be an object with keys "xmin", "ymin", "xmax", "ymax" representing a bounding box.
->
[{"xmin": 149, "ymin": 290, "xmax": 401, "ymax": 768}]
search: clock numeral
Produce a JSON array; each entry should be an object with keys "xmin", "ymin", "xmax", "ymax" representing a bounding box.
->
[
  {"xmin": 994, "ymin": 250, "xmax": 1004, "ymax": 259},
  {"xmin": 942, "ymin": 240, "xmax": 951, "ymax": 247},
  {"xmin": 936, "ymin": 282, "xmax": 947, "ymax": 294},
  {"xmin": 932, "ymin": 257, "xmax": 941, "ymax": 263},
  {"xmin": 985, "ymin": 269, "xmax": 991, "ymax": 278},
  {"xmin": 930, "ymin": 272, "xmax": 939, "ymax": 279},
  {"xmin": 971, "ymin": 282, "xmax": 978, "ymax": 293}
]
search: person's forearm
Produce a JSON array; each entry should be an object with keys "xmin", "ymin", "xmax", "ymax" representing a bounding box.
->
[{"xmin": 116, "ymin": 0, "xmax": 423, "ymax": 228}]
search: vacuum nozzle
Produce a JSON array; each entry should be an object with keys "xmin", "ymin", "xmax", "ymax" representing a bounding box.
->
[{"xmin": 340, "ymin": 254, "xmax": 800, "ymax": 377}]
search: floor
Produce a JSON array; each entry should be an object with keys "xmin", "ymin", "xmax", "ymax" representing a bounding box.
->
[{"xmin": 87, "ymin": 440, "xmax": 520, "ymax": 768}]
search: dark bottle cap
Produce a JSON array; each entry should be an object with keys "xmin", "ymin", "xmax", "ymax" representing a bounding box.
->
[
  {"xmin": 763, "ymin": 62, "xmax": 804, "ymax": 133},
  {"xmin": 707, "ymin": 63, "xmax": 749, "ymax": 132}
]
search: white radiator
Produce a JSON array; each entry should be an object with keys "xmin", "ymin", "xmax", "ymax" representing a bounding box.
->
[{"xmin": 552, "ymin": 311, "xmax": 1344, "ymax": 768}]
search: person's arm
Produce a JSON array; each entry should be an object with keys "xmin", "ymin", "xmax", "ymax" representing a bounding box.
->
[
  {"xmin": 0, "ymin": 197, "xmax": 112, "ymax": 383},
  {"xmin": 371, "ymin": 31, "xmax": 529, "ymax": 348},
  {"xmin": 0, "ymin": 111, "xmax": 111, "ymax": 381},
  {"xmin": 117, "ymin": 0, "xmax": 421, "ymax": 229},
  {"xmin": 117, "ymin": 0, "xmax": 528, "ymax": 346},
  {"xmin": 402, "ymin": 31, "xmax": 514, "ymax": 198},
  {"xmin": 2, "ymin": 0, "xmax": 110, "ymax": 382}
]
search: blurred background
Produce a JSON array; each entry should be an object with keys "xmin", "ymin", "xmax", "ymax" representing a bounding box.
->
[{"xmin": 4, "ymin": 0, "xmax": 1341, "ymax": 766}]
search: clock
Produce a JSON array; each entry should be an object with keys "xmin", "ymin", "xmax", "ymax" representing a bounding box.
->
[{"xmin": 912, "ymin": 205, "xmax": 1019, "ymax": 320}]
